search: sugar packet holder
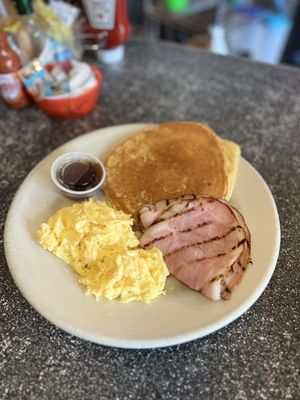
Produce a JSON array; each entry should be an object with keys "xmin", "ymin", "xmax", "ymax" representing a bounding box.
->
[{"xmin": 19, "ymin": 59, "xmax": 97, "ymax": 101}]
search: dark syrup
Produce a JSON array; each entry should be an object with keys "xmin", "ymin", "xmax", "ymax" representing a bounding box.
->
[{"xmin": 58, "ymin": 161, "xmax": 102, "ymax": 191}]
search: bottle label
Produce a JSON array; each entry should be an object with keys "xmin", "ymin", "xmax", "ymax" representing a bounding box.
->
[
  {"xmin": 0, "ymin": 72, "xmax": 24, "ymax": 102},
  {"xmin": 83, "ymin": 0, "xmax": 116, "ymax": 30}
]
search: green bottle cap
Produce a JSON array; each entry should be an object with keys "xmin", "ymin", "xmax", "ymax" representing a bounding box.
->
[{"xmin": 16, "ymin": 0, "xmax": 33, "ymax": 15}]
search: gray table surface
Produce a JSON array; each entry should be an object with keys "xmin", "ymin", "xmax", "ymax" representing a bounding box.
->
[{"xmin": 1, "ymin": 38, "xmax": 299, "ymax": 400}]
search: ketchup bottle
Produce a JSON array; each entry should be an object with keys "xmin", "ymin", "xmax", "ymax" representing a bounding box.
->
[
  {"xmin": 82, "ymin": 0, "xmax": 130, "ymax": 64},
  {"xmin": 0, "ymin": 28, "xmax": 29, "ymax": 108}
]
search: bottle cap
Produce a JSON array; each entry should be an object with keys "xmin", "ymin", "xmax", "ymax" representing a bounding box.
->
[
  {"xmin": 16, "ymin": 0, "xmax": 33, "ymax": 15},
  {"xmin": 96, "ymin": 45, "xmax": 124, "ymax": 64}
]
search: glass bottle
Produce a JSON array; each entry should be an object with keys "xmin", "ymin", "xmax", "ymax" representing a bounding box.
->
[
  {"xmin": 15, "ymin": 0, "xmax": 45, "ymax": 61},
  {"xmin": 0, "ymin": 28, "xmax": 29, "ymax": 107}
]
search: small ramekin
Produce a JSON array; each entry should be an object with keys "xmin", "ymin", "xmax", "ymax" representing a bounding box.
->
[{"xmin": 51, "ymin": 151, "xmax": 106, "ymax": 199}]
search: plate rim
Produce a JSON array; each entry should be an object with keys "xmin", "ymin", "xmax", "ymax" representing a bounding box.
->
[{"xmin": 4, "ymin": 123, "xmax": 281, "ymax": 349}]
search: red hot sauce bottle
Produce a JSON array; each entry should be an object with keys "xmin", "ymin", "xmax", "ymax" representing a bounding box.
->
[
  {"xmin": 0, "ymin": 28, "xmax": 29, "ymax": 108},
  {"xmin": 82, "ymin": 0, "xmax": 130, "ymax": 64}
]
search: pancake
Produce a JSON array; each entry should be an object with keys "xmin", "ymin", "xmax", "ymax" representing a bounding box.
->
[
  {"xmin": 104, "ymin": 121, "xmax": 236, "ymax": 215},
  {"xmin": 219, "ymin": 139, "xmax": 240, "ymax": 200}
]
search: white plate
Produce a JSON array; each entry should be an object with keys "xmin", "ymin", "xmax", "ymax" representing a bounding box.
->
[{"xmin": 4, "ymin": 124, "xmax": 281, "ymax": 349}]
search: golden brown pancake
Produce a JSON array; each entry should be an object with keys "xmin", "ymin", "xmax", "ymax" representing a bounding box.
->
[
  {"xmin": 104, "ymin": 121, "xmax": 233, "ymax": 215},
  {"xmin": 219, "ymin": 139, "xmax": 240, "ymax": 200}
]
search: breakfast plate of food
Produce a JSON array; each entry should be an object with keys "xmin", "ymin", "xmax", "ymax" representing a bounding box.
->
[{"xmin": 4, "ymin": 122, "xmax": 280, "ymax": 348}]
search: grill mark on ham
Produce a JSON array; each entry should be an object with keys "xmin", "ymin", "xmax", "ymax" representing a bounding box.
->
[
  {"xmin": 157, "ymin": 206, "xmax": 198, "ymax": 224},
  {"xmin": 180, "ymin": 220, "xmax": 212, "ymax": 233},
  {"xmin": 184, "ymin": 238, "xmax": 245, "ymax": 265},
  {"xmin": 164, "ymin": 225, "xmax": 242, "ymax": 257},
  {"xmin": 144, "ymin": 221, "xmax": 213, "ymax": 248},
  {"xmin": 231, "ymin": 238, "xmax": 247, "ymax": 250}
]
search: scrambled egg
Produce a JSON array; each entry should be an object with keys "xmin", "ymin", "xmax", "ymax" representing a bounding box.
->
[{"xmin": 37, "ymin": 199, "xmax": 169, "ymax": 303}]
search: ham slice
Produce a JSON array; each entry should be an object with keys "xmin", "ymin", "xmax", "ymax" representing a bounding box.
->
[{"xmin": 139, "ymin": 195, "xmax": 251, "ymax": 301}]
